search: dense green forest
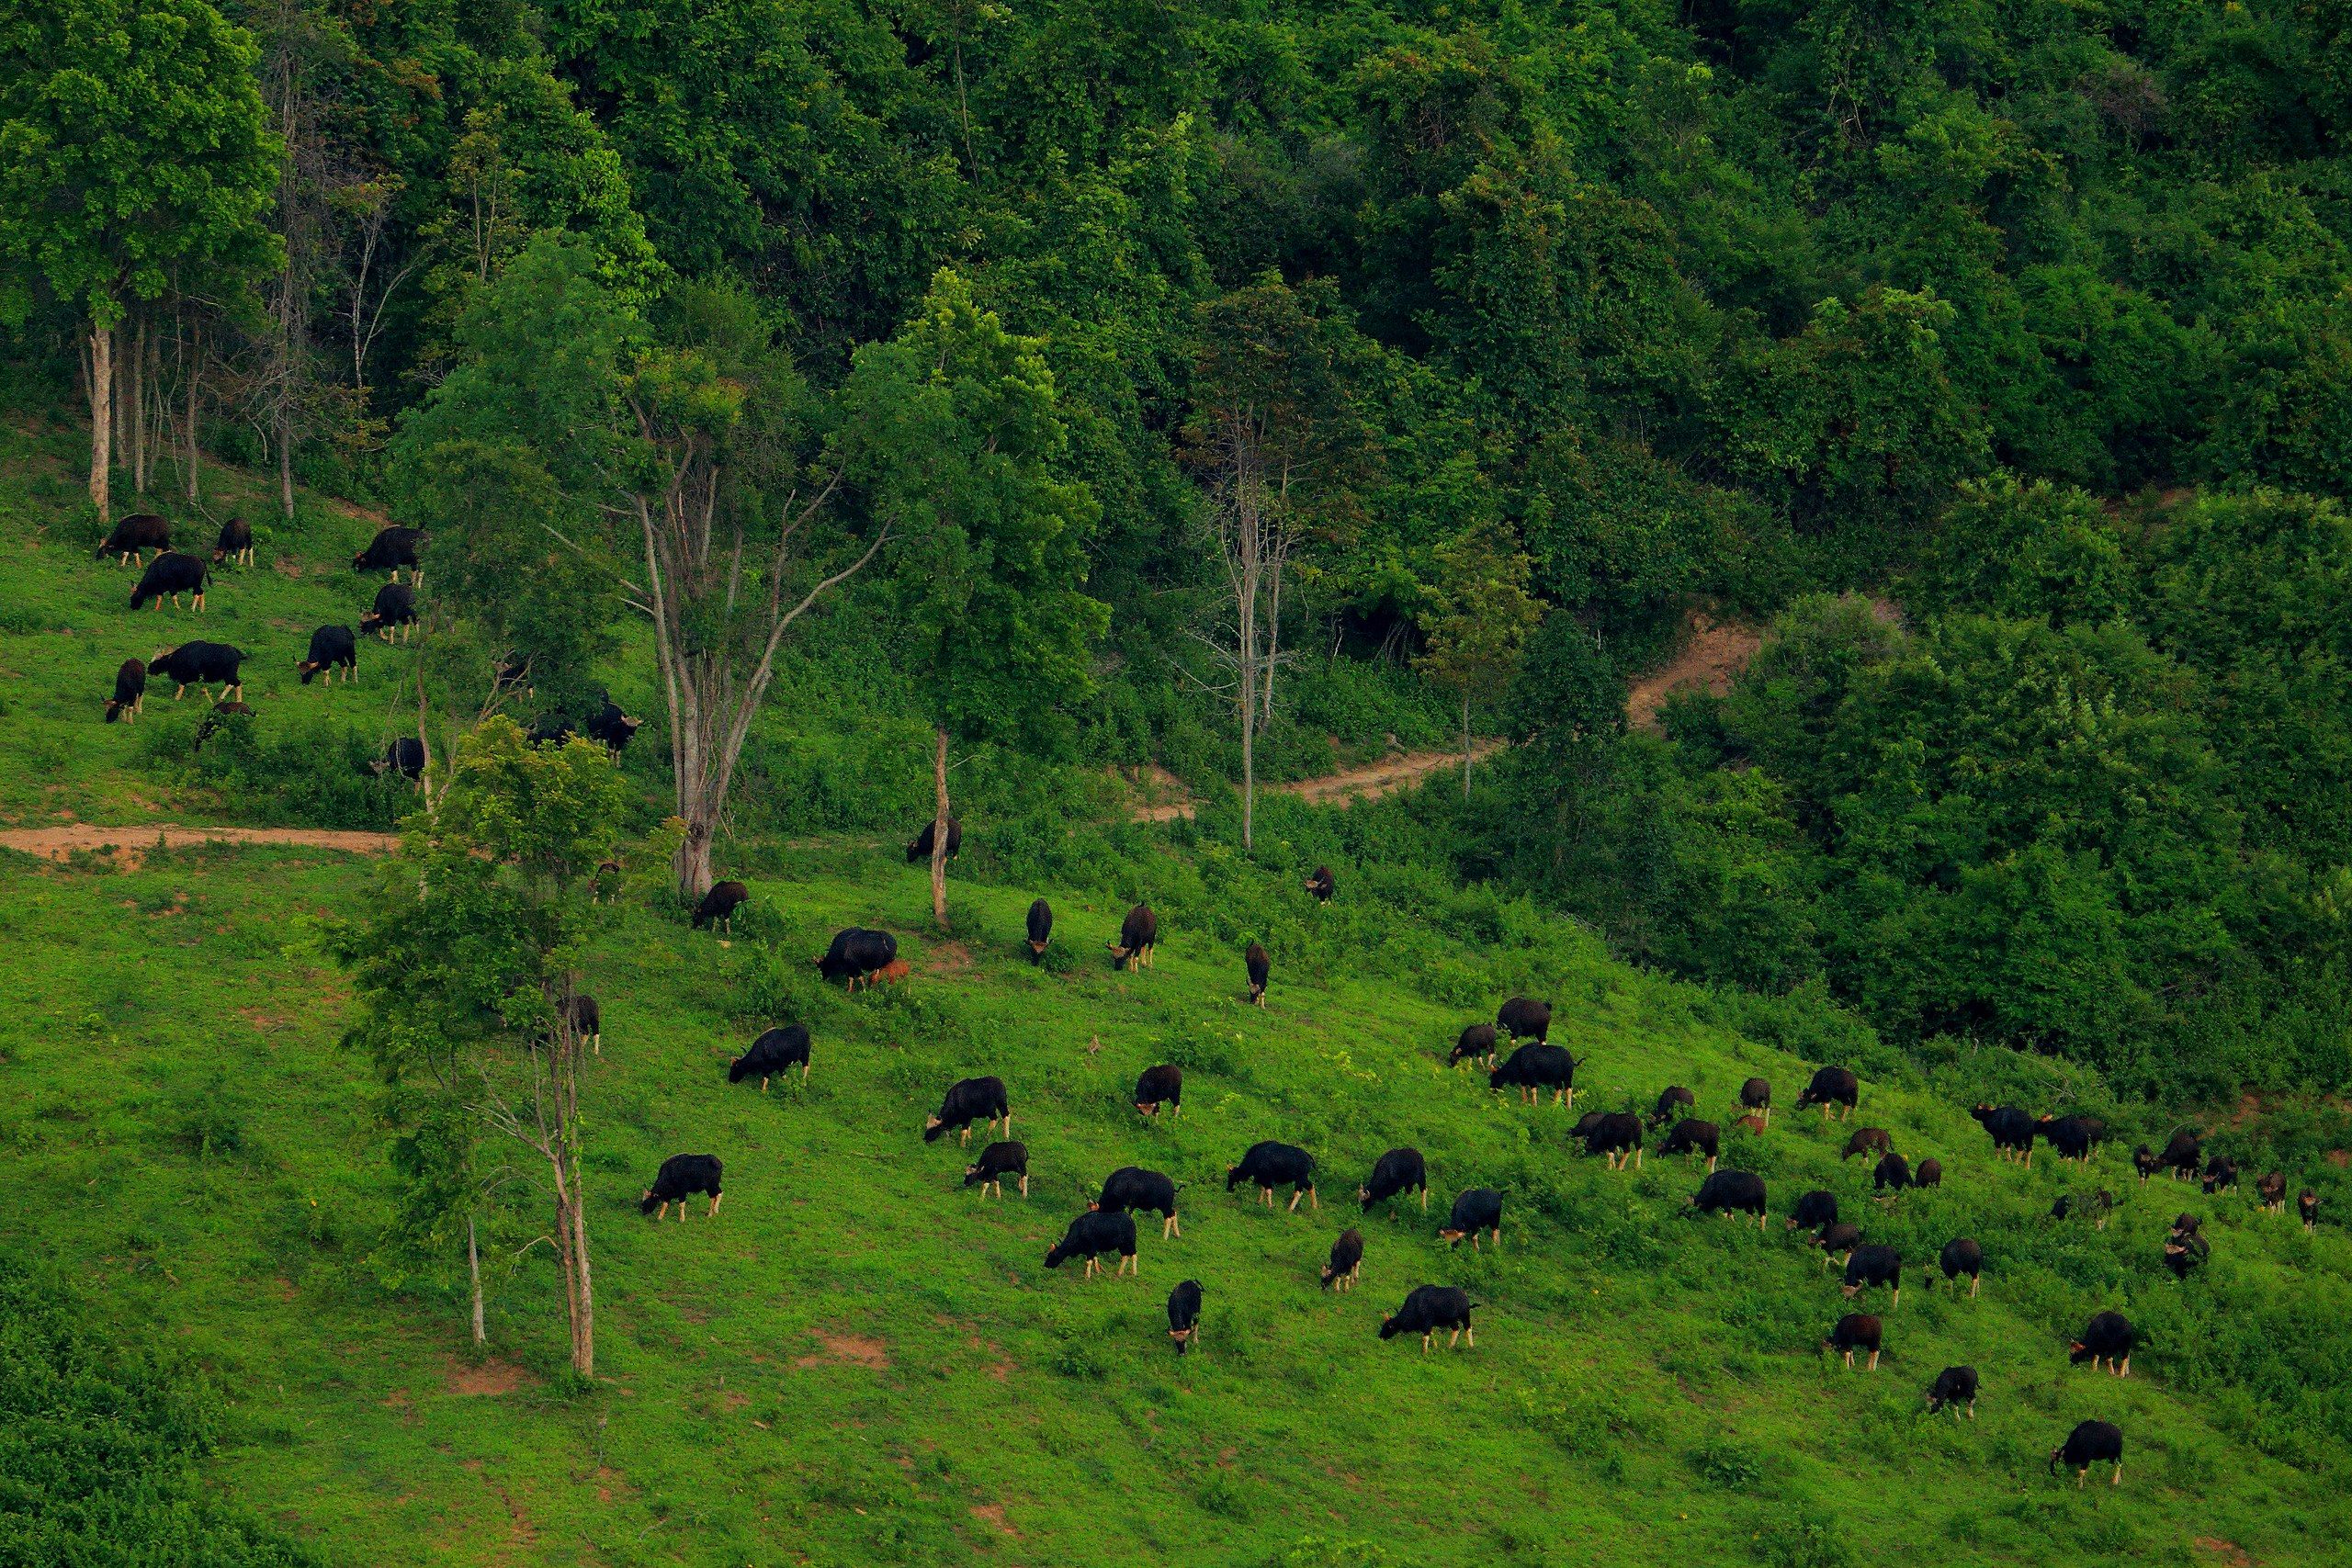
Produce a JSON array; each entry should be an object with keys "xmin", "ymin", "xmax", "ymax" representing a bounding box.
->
[{"xmin": 9, "ymin": 0, "xmax": 2352, "ymax": 1086}]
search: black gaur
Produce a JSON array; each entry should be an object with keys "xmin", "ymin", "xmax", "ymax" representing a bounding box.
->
[
  {"xmin": 1322, "ymin": 1227, "xmax": 1364, "ymax": 1290},
  {"xmin": 640, "ymin": 1154, "xmax": 722, "ymax": 1221}
]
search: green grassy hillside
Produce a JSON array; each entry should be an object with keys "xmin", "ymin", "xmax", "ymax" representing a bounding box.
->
[{"xmin": 4, "ymin": 430, "xmax": 2350, "ymax": 1567}]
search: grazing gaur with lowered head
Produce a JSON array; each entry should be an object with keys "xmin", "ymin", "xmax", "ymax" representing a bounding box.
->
[
  {"xmin": 1167, "ymin": 1279, "xmax": 1204, "ymax": 1353},
  {"xmin": 1657, "ymin": 1118, "xmax": 1719, "ymax": 1170},
  {"xmin": 906, "ymin": 815, "xmax": 961, "ymax": 863},
  {"xmin": 149, "ymin": 641, "xmax": 244, "ymax": 701},
  {"xmin": 813, "ymin": 925, "xmax": 896, "ymax": 983},
  {"xmin": 694, "ymin": 881, "xmax": 753, "ymax": 934},
  {"xmin": 1579, "ymin": 1111, "xmax": 1643, "ymax": 1170},
  {"xmin": 1842, "ymin": 1245, "xmax": 1902, "ymax": 1306},
  {"xmin": 1227, "ymin": 1141, "xmax": 1317, "ymax": 1211},
  {"xmin": 1913, "ymin": 1156, "xmax": 1943, "ymax": 1190},
  {"xmin": 2070, "ymin": 1311, "xmax": 2134, "ymax": 1376},
  {"xmin": 1489, "ymin": 1043, "xmax": 1579, "ymax": 1108},
  {"xmin": 359, "ymin": 581, "xmax": 418, "ymax": 643},
  {"xmin": 1449, "ymin": 1023, "xmax": 1498, "ymax": 1069},
  {"xmin": 729, "ymin": 1024, "xmax": 810, "ymax": 1089},
  {"xmin": 1794, "ymin": 1066, "xmax": 1860, "ymax": 1121},
  {"xmin": 1360, "ymin": 1147, "xmax": 1429, "ymax": 1212},
  {"xmin": 1439, "ymin": 1188, "xmax": 1504, "ymax": 1249},
  {"xmin": 1826, "ymin": 1312, "xmax": 1882, "ymax": 1371},
  {"xmin": 1650, "ymin": 1085, "xmax": 1695, "ymax": 1127},
  {"xmin": 1045, "ymin": 1209, "xmax": 1137, "ymax": 1278},
  {"xmin": 371, "ymin": 737, "xmax": 427, "ymax": 784},
  {"xmin": 963, "ymin": 1140, "xmax": 1028, "ymax": 1199},
  {"xmin": 1025, "ymin": 897, "xmax": 1053, "ymax": 962},
  {"xmin": 1739, "ymin": 1077, "xmax": 1772, "ymax": 1125},
  {"xmin": 1815, "ymin": 1222, "xmax": 1863, "ymax": 1271},
  {"xmin": 2257, "ymin": 1170, "xmax": 2288, "ymax": 1213},
  {"xmin": 2154, "ymin": 1128, "xmax": 2202, "ymax": 1181},
  {"xmin": 1305, "ymin": 864, "xmax": 1336, "ymax": 903},
  {"xmin": 353, "ymin": 525, "xmax": 427, "ymax": 582},
  {"xmin": 542, "ymin": 984, "xmax": 600, "ymax": 1054},
  {"xmin": 1244, "ymin": 940, "xmax": 1271, "ymax": 1006},
  {"xmin": 1690, "ymin": 1168, "xmax": 1768, "ymax": 1229},
  {"xmin": 1109, "ymin": 904, "xmax": 1158, "ymax": 970},
  {"xmin": 1928, "ymin": 1365, "xmax": 1978, "ymax": 1418},
  {"xmin": 2200, "ymin": 1156, "xmax": 2240, "ymax": 1195},
  {"xmin": 1972, "ymin": 1104, "xmax": 2038, "ymax": 1165},
  {"xmin": 1134, "ymin": 1064, "xmax": 1182, "ymax": 1118},
  {"xmin": 1380, "ymin": 1285, "xmax": 1474, "ymax": 1353},
  {"xmin": 1496, "ymin": 995, "xmax": 1551, "ymax": 1043},
  {"xmin": 2051, "ymin": 1420, "xmax": 2124, "ymax": 1487},
  {"xmin": 1840, "ymin": 1127, "xmax": 1892, "ymax": 1160},
  {"xmin": 1789, "ymin": 1190, "xmax": 1838, "ymax": 1233},
  {"xmin": 212, "ymin": 514, "xmax": 253, "ymax": 567},
  {"xmin": 1092, "ymin": 1166, "xmax": 1181, "ymax": 1239},
  {"xmin": 103, "ymin": 658, "xmax": 146, "ymax": 723},
  {"xmin": 924, "ymin": 1076, "xmax": 1011, "ymax": 1145},
  {"xmin": 1935, "ymin": 1237, "xmax": 1984, "ymax": 1296},
  {"xmin": 1872, "ymin": 1151, "xmax": 1912, "ymax": 1194},
  {"xmin": 640, "ymin": 1154, "xmax": 722, "ymax": 1221},
  {"xmin": 298, "ymin": 625, "xmax": 358, "ymax": 684},
  {"xmin": 1322, "ymin": 1227, "xmax": 1364, "ymax": 1290},
  {"xmin": 2040, "ymin": 1114, "xmax": 2106, "ymax": 1164},
  {"xmin": 96, "ymin": 513, "xmax": 171, "ymax": 566},
  {"xmin": 130, "ymin": 552, "xmax": 209, "ymax": 611}
]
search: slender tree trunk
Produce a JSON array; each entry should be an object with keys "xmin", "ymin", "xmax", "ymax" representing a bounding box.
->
[
  {"xmin": 467, "ymin": 1216, "xmax": 485, "ymax": 1345},
  {"xmin": 930, "ymin": 725, "xmax": 951, "ymax": 929},
  {"xmin": 568, "ymin": 1184, "xmax": 594, "ymax": 1376},
  {"xmin": 1261, "ymin": 554, "xmax": 1282, "ymax": 736},
  {"xmin": 1462, "ymin": 694, "xmax": 1473, "ymax": 800},
  {"xmin": 128, "ymin": 317, "xmax": 146, "ymax": 494},
  {"xmin": 87, "ymin": 323, "xmax": 113, "ymax": 522},
  {"xmin": 185, "ymin": 316, "xmax": 201, "ymax": 504},
  {"xmin": 278, "ymin": 406, "xmax": 296, "ymax": 519}
]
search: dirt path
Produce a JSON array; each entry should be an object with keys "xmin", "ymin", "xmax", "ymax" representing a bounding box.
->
[
  {"xmin": 1624, "ymin": 613, "xmax": 1762, "ymax": 731},
  {"xmin": 0, "ymin": 822, "xmax": 398, "ymax": 867},
  {"xmin": 1129, "ymin": 743, "xmax": 1501, "ymax": 822}
]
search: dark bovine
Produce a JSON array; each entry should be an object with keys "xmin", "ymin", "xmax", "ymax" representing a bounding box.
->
[
  {"xmin": 2050, "ymin": 1420, "xmax": 2124, "ymax": 1487},
  {"xmin": 1093, "ymin": 1167, "xmax": 1181, "ymax": 1239},
  {"xmin": 1045, "ymin": 1209, "xmax": 1136, "ymax": 1278},
  {"xmin": 1795, "ymin": 1066, "xmax": 1860, "ymax": 1120},
  {"xmin": 905, "ymin": 816, "xmax": 961, "ymax": 863},
  {"xmin": 353, "ymin": 525, "xmax": 426, "ymax": 581},
  {"xmin": 2041, "ymin": 1115, "xmax": 2107, "ymax": 1164},
  {"xmin": 2163, "ymin": 1229, "xmax": 2209, "ymax": 1280},
  {"xmin": 1840, "ymin": 1127, "xmax": 1892, "ymax": 1160},
  {"xmin": 1496, "ymin": 996, "xmax": 1551, "ymax": 1043},
  {"xmin": 924, "ymin": 1077, "xmax": 1012, "ymax": 1145},
  {"xmin": 2052, "ymin": 1190, "xmax": 2114, "ymax": 1228},
  {"xmin": 1025, "ymin": 897, "xmax": 1053, "ymax": 962},
  {"xmin": 1842, "ymin": 1244, "xmax": 1902, "ymax": 1306},
  {"xmin": 213, "ymin": 514, "xmax": 253, "ymax": 567},
  {"xmin": 1579, "ymin": 1111, "xmax": 1644, "ymax": 1170},
  {"xmin": 583, "ymin": 697, "xmax": 642, "ymax": 752},
  {"xmin": 1134, "ymin": 1064, "xmax": 1182, "ymax": 1118},
  {"xmin": 1245, "ymin": 940, "xmax": 1271, "ymax": 1006},
  {"xmin": 1449, "ymin": 1023, "xmax": 1498, "ymax": 1068},
  {"xmin": 547, "ymin": 987, "xmax": 601, "ymax": 1055},
  {"xmin": 2256, "ymin": 1170, "xmax": 2288, "ymax": 1213},
  {"xmin": 1488, "ymin": 1043, "xmax": 1578, "ymax": 1108},
  {"xmin": 1928, "ymin": 1365, "xmax": 1979, "ymax": 1418},
  {"xmin": 1739, "ymin": 1077, "xmax": 1772, "ymax": 1125},
  {"xmin": 1321, "ymin": 1227, "xmax": 1364, "ymax": 1290},
  {"xmin": 1826, "ymin": 1312, "xmax": 1882, "ymax": 1371},
  {"xmin": 1690, "ymin": 1168, "xmax": 1768, "ymax": 1229},
  {"xmin": 1789, "ymin": 1190, "xmax": 1838, "ymax": 1233},
  {"xmin": 103, "ymin": 658, "xmax": 145, "ymax": 723},
  {"xmin": 1110, "ymin": 905, "xmax": 1157, "ymax": 970},
  {"xmin": 359, "ymin": 581, "xmax": 418, "ymax": 641},
  {"xmin": 149, "ymin": 641, "xmax": 244, "ymax": 700},
  {"xmin": 1360, "ymin": 1147, "xmax": 1429, "ymax": 1212},
  {"xmin": 963, "ymin": 1140, "xmax": 1028, "ymax": 1199},
  {"xmin": 1439, "ymin": 1187, "xmax": 1504, "ymax": 1250},
  {"xmin": 1657, "ymin": 1118, "xmax": 1719, "ymax": 1171},
  {"xmin": 193, "ymin": 700, "xmax": 252, "ymax": 750},
  {"xmin": 2132, "ymin": 1145, "xmax": 2161, "ymax": 1182},
  {"xmin": 130, "ymin": 552, "xmax": 209, "ymax": 611},
  {"xmin": 694, "ymin": 881, "xmax": 753, "ymax": 933},
  {"xmin": 729, "ymin": 1024, "xmax": 810, "ymax": 1089},
  {"xmin": 1873, "ymin": 1151, "xmax": 1912, "ymax": 1194},
  {"xmin": 814, "ymin": 925, "xmax": 896, "ymax": 982},
  {"xmin": 1380, "ymin": 1285, "xmax": 1474, "ymax": 1353},
  {"xmin": 1305, "ymin": 865, "xmax": 1336, "ymax": 904},
  {"xmin": 2200, "ymin": 1156, "xmax": 2239, "ymax": 1194},
  {"xmin": 96, "ymin": 513, "xmax": 171, "ymax": 565},
  {"xmin": 1227, "ymin": 1141, "xmax": 1317, "ymax": 1211},
  {"xmin": 640, "ymin": 1154, "xmax": 722, "ymax": 1221},
  {"xmin": 1914, "ymin": 1156, "xmax": 1943, "ymax": 1190},
  {"xmin": 1815, "ymin": 1222, "xmax": 1864, "ymax": 1270},
  {"xmin": 298, "ymin": 625, "xmax": 358, "ymax": 684},
  {"xmin": 2071, "ymin": 1311, "xmax": 2134, "ymax": 1376},
  {"xmin": 2301, "ymin": 1190, "xmax": 2320, "ymax": 1231},
  {"xmin": 1936, "ymin": 1237, "xmax": 1984, "ymax": 1296},
  {"xmin": 2156, "ymin": 1129, "xmax": 2201, "ymax": 1181},
  {"xmin": 1167, "ymin": 1279, "xmax": 1204, "ymax": 1353},
  {"xmin": 371, "ymin": 737, "xmax": 426, "ymax": 784},
  {"xmin": 1650, "ymin": 1086, "xmax": 1695, "ymax": 1127},
  {"xmin": 1972, "ymin": 1104, "xmax": 2038, "ymax": 1165}
]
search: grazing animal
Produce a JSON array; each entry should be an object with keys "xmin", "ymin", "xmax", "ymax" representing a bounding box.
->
[
  {"xmin": 1815, "ymin": 1222, "xmax": 1863, "ymax": 1270},
  {"xmin": 1134, "ymin": 1064, "xmax": 1182, "ymax": 1118},
  {"xmin": 1045, "ymin": 1209, "xmax": 1136, "ymax": 1278},
  {"xmin": 2041, "ymin": 1115, "xmax": 2106, "ymax": 1164},
  {"xmin": 1359, "ymin": 1147, "xmax": 1429, "ymax": 1212},
  {"xmin": 1690, "ymin": 1168, "xmax": 1768, "ymax": 1229},
  {"xmin": 1227, "ymin": 1141, "xmax": 1317, "ymax": 1211},
  {"xmin": 1305, "ymin": 864, "xmax": 1336, "ymax": 903},
  {"xmin": 1657, "ymin": 1118, "xmax": 1719, "ymax": 1170},
  {"xmin": 359, "ymin": 581, "xmax": 417, "ymax": 642},
  {"xmin": 905, "ymin": 816, "xmax": 961, "ymax": 863},
  {"xmin": 370, "ymin": 737, "xmax": 426, "ymax": 784},
  {"xmin": 352, "ymin": 525, "xmax": 426, "ymax": 581},
  {"xmin": 528, "ymin": 716, "xmax": 576, "ymax": 748},
  {"xmin": 813, "ymin": 925, "xmax": 896, "ymax": 983},
  {"xmin": 1913, "ymin": 1156, "xmax": 1943, "ymax": 1190},
  {"xmin": 193, "ymin": 700, "xmax": 252, "ymax": 750},
  {"xmin": 1650, "ymin": 1085, "xmax": 1695, "ymax": 1127},
  {"xmin": 1936, "ymin": 1237, "xmax": 1984, "ymax": 1296},
  {"xmin": 1496, "ymin": 996, "xmax": 1551, "ymax": 1043},
  {"xmin": 103, "ymin": 658, "xmax": 146, "ymax": 723},
  {"xmin": 2256, "ymin": 1170, "xmax": 2288, "ymax": 1213},
  {"xmin": 2162, "ymin": 1227, "xmax": 2209, "ymax": 1280},
  {"xmin": 130, "ymin": 552, "xmax": 209, "ymax": 611},
  {"xmin": 2200, "ymin": 1156, "xmax": 2239, "ymax": 1194},
  {"xmin": 962, "ymin": 1141, "xmax": 1028, "ymax": 1199},
  {"xmin": 1025, "ymin": 897, "xmax": 1053, "ymax": 962},
  {"xmin": 639, "ymin": 1154, "xmax": 723, "ymax": 1220},
  {"xmin": 729, "ymin": 1024, "xmax": 810, "ymax": 1089},
  {"xmin": 592, "ymin": 859, "xmax": 620, "ymax": 904},
  {"xmin": 1379, "ymin": 1285, "xmax": 1474, "ymax": 1353},
  {"xmin": 2071, "ymin": 1311, "xmax": 2134, "ymax": 1376},
  {"xmin": 2050, "ymin": 1420, "xmax": 2124, "ymax": 1487},
  {"xmin": 1579, "ymin": 1111, "xmax": 1644, "ymax": 1169},
  {"xmin": 2301, "ymin": 1190, "xmax": 2320, "ymax": 1231},
  {"xmin": 1167, "ymin": 1279, "xmax": 1204, "ymax": 1353},
  {"xmin": 297, "ymin": 625, "xmax": 358, "ymax": 684},
  {"xmin": 1488, "ymin": 1043, "xmax": 1579, "ymax": 1107},
  {"xmin": 1732, "ymin": 1113, "xmax": 1769, "ymax": 1135},
  {"xmin": 1794, "ymin": 1066, "xmax": 1859, "ymax": 1120},
  {"xmin": 149, "ymin": 641, "xmax": 244, "ymax": 700},
  {"xmin": 1788, "ymin": 1190, "xmax": 1838, "ymax": 1233},
  {"xmin": 212, "ymin": 514, "xmax": 253, "ymax": 567},
  {"xmin": 1244, "ymin": 940, "xmax": 1271, "ymax": 1006},
  {"xmin": 2050, "ymin": 1190, "xmax": 2115, "ymax": 1229},
  {"xmin": 924, "ymin": 1077, "xmax": 1011, "ymax": 1145},
  {"xmin": 2132, "ymin": 1145, "xmax": 2160, "ymax": 1182},
  {"xmin": 1109, "ymin": 904, "xmax": 1158, "ymax": 970},
  {"xmin": 1449, "ymin": 1023, "xmax": 1498, "ymax": 1068},
  {"xmin": 547, "ymin": 988, "xmax": 601, "ymax": 1055},
  {"xmin": 1739, "ymin": 1076, "xmax": 1772, "ymax": 1125},
  {"xmin": 1840, "ymin": 1127, "xmax": 1893, "ymax": 1160},
  {"xmin": 1928, "ymin": 1365, "xmax": 1978, "ymax": 1418},
  {"xmin": 1971, "ymin": 1103, "xmax": 2039, "ymax": 1164},
  {"xmin": 582, "ymin": 697, "xmax": 642, "ymax": 752},
  {"xmin": 96, "ymin": 513, "xmax": 171, "ymax": 565},
  {"xmin": 1321, "ymin": 1227, "xmax": 1364, "ymax": 1290},
  {"xmin": 1842, "ymin": 1245, "xmax": 1902, "ymax": 1306},
  {"xmin": 2156, "ymin": 1129, "xmax": 2202, "ymax": 1181},
  {"xmin": 694, "ymin": 881, "xmax": 753, "ymax": 933},
  {"xmin": 1826, "ymin": 1312, "xmax": 1882, "ymax": 1371},
  {"xmin": 1092, "ymin": 1167, "xmax": 1181, "ymax": 1239},
  {"xmin": 1873, "ymin": 1151, "xmax": 1912, "ymax": 1194},
  {"xmin": 1439, "ymin": 1187, "xmax": 1504, "ymax": 1250}
]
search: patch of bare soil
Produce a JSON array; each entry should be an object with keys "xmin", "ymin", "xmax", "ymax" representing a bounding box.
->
[
  {"xmin": 1129, "ymin": 745, "xmax": 1499, "ymax": 822},
  {"xmin": 1625, "ymin": 612, "xmax": 1764, "ymax": 731},
  {"xmin": 2194, "ymin": 1539, "xmax": 2254, "ymax": 1567},
  {"xmin": 970, "ymin": 1502, "xmax": 1019, "ymax": 1537},
  {"xmin": 797, "ymin": 1330, "xmax": 889, "ymax": 1370},
  {"xmin": 443, "ymin": 1355, "xmax": 537, "ymax": 1395},
  {"xmin": 0, "ymin": 823, "xmax": 398, "ymax": 867},
  {"xmin": 924, "ymin": 941, "xmax": 974, "ymax": 976}
]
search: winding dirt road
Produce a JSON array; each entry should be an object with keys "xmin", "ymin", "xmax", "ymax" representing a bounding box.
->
[{"xmin": 0, "ymin": 823, "xmax": 399, "ymax": 867}]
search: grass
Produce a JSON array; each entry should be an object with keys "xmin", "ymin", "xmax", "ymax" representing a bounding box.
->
[{"xmin": 3, "ymin": 417, "xmax": 2350, "ymax": 1566}]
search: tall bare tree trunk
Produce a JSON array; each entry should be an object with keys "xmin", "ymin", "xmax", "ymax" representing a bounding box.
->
[
  {"xmin": 185, "ymin": 316, "xmax": 202, "ymax": 504},
  {"xmin": 88, "ymin": 323, "xmax": 113, "ymax": 522},
  {"xmin": 930, "ymin": 725, "xmax": 951, "ymax": 929},
  {"xmin": 467, "ymin": 1216, "xmax": 485, "ymax": 1345},
  {"xmin": 128, "ymin": 316, "xmax": 146, "ymax": 495}
]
